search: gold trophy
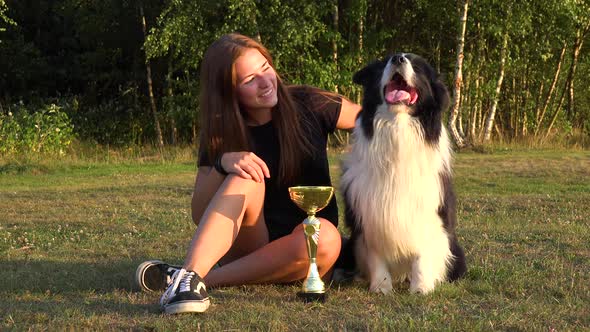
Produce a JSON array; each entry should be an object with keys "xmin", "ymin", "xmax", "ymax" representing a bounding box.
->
[{"xmin": 288, "ymin": 186, "xmax": 334, "ymax": 302}]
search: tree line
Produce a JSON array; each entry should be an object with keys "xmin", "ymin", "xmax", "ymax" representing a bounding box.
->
[{"xmin": 0, "ymin": 0, "xmax": 589, "ymax": 151}]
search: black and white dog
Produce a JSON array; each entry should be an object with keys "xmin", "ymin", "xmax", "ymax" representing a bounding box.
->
[{"xmin": 340, "ymin": 53, "xmax": 466, "ymax": 294}]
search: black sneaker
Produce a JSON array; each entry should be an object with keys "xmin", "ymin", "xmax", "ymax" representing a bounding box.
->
[
  {"xmin": 135, "ymin": 260, "xmax": 181, "ymax": 292},
  {"xmin": 160, "ymin": 269, "xmax": 210, "ymax": 314}
]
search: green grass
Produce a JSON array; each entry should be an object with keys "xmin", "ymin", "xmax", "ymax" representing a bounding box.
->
[{"xmin": 1, "ymin": 148, "xmax": 589, "ymax": 331}]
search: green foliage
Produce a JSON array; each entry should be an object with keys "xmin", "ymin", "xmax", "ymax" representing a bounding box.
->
[
  {"xmin": 67, "ymin": 88, "xmax": 154, "ymax": 146},
  {"xmin": 0, "ymin": 102, "xmax": 75, "ymax": 155},
  {"xmin": 0, "ymin": 0, "xmax": 15, "ymax": 37},
  {"xmin": 144, "ymin": 1, "xmax": 218, "ymax": 70},
  {"xmin": 0, "ymin": 0, "xmax": 589, "ymax": 147},
  {"xmin": 160, "ymin": 79, "xmax": 199, "ymax": 143},
  {"xmin": 0, "ymin": 0, "xmax": 174, "ymax": 147}
]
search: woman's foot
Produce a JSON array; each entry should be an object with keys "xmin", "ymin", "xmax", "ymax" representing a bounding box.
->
[
  {"xmin": 159, "ymin": 269, "xmax": 210, "ymax": 314},
  {"xmin": 135, "ymin": 260, "xmax": 181, "ymax": 292}
]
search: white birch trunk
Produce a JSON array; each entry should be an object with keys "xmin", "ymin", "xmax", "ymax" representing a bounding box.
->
[
  {"xmin": 470, "ymin": 77, "xmax": 479, "ymax": 140},
  {"xmin": 545, "ymin": 24, "xmax": 588, "ymax": 139},
  {"xmin": 566, "ymin": 23, "xmax": 588, "ymax": 121},
  {"xmin": 448, "ymin": 0, "xmax": 469, "ymax": 148},
  {"xmin": 534, "ymin": 42, "xmax": 567, "ymax": 137},
  {"xmin": 483, "ymin": 33, "xmax": 508, "ymax": 142},
  {"xmin": 333, "ymin": 0, "xmax": 339, "ymax": 93}
]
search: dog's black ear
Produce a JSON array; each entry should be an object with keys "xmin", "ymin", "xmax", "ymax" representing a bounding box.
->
[
  {"xmin": 352, "ymin": 65, "xmax": 371, "ymax": 85},
  {"xmin": 434, "ymin": 76, "xmax": 450, "ymax": 111},
  {"xmin": 353, "ymin": 60, "xmax": 385, "ymax": 86}
]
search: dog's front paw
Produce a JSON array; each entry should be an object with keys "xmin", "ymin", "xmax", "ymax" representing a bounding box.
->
[
  {"xmin": 369, "ymin": 278, "xmax": 393, "ymax": 294},
  {"xmin": 409, "ymin": 281, "xmax": 435, "ymax": 294}
]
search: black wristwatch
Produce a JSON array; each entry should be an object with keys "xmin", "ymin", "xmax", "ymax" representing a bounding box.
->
[{"xmin": 214, "ymin": 154, "xmax": 229, "ymax": 175}]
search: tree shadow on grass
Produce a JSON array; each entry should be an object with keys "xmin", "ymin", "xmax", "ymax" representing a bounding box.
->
[
  {"xmin": 1, "ymin": 258, "xmax": 373, "ymax": 318},
  {"xmin": 4, "ymin": 296, "xmax": 157, "ymax": 317},
  {"xmin": 0, "ymin": 258, "xmax": 169, "ymax": 317},
  {"xmin": 1, "ymin": 258, "xmax": 151, "ymax": 294},
  {"xmin": 1, "ymin": 258, "xmax": 294, "ymax": 311}
]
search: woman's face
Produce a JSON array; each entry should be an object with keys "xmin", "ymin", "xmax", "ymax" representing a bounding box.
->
[{"xmin": 234, "ymin": 48, "xmax": 278, "ymax": 121}]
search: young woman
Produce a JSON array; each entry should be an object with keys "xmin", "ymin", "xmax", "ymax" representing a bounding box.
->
[{"xmin": 135, "ymin": 33, "xmax": 361, "ymax": 314}]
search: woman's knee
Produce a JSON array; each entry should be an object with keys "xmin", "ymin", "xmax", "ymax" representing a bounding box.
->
[
  {"xmin": 223, "ymin": 174, "xmax": 264, "ymax": 193},
  {"xmin": 316, "ymin": 220, "xmax": 342, "ymax": 265},
  {"xmin": 192, "ymin": 174, "xmax": 265, "ymax": 226},
  {"xmin": 291, "ymin": 219, "xmax": 341, "ymax": 261}
]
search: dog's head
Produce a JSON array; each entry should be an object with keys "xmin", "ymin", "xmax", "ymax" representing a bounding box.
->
[{"xmin": 353, "ymin": 53, "xmax": 450, "ymax": 142}]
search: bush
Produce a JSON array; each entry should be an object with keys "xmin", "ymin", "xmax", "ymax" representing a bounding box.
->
[
  {"xmin": 70, "ymin": 99, "xmax": 146, "ymax": 146},
  {"xmin": 66, "ymin": 86, "xmax": 153, "ymax": 146},
  {"xmin": 0, "ymin": 102, "xmax": 75, "ymax": 155}
]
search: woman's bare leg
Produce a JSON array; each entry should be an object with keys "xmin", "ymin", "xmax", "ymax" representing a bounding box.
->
[
  {"xmin": 184, "ymin": 170, "xmax": 341, "ymax": 286},
  {"xmin": 204, "ymin": 219, "xmax": 341, "ymax": 287},
  {"xmin": 183, "ymin": 174, "xmax": 268, "ymax": 277}
]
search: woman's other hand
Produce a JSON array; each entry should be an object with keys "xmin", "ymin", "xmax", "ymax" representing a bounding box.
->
[{"xmin": 221, "ymin": 152, "xmax": 270, "ymax": 183}]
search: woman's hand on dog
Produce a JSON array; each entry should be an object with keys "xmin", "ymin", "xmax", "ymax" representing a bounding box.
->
[{"xmin": 221, "ymin": 151, "xmax": 270, "ymax": 183}]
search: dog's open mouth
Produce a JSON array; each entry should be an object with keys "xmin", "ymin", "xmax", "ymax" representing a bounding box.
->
[{"xmin": 384, "ymin": 73, "xmax": 418, "ymax": 105}]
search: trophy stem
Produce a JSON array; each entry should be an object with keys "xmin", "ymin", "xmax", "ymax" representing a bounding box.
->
[
  {"xmin": 298, "ymin": 214, "xmax": 326, "ymax": 302},
  {"xmin": 303, "ymin": 258, "xmax": 323, "ymax": 291}
]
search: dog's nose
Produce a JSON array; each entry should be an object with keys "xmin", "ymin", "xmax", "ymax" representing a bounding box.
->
[{"xmin": 392, "ymin": 55, "xmax": 406, "ymax": 65}]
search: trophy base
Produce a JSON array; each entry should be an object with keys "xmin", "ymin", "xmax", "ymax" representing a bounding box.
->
[{"xmin": 297, "ymin": 291, "xmax": 326, "ymax": 303}]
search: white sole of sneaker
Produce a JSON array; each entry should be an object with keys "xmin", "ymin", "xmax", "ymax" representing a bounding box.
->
[
  {"xmin": 164, "ymin": 299, "xmax": 211, "ymax": 314},
  {"xmin": 135, "ymin": 260, "xmax": 165, "ymax": 292}
]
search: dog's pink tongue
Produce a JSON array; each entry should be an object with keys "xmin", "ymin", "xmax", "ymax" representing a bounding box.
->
[{"xmin": 385, "ymin": 89, "xmax": 411, "ymax": 104}]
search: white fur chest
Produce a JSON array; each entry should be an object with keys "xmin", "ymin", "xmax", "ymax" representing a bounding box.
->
[{"xmin": 341, "ymin": 111, "xmax": 452, "ymax": 260}]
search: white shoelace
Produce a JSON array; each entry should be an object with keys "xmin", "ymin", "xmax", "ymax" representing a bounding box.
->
[
  {"xmin": 179, "ymin": 271, "xmax": 194, "ymax": 293},
  {"xmin": 164, "ymin": 266, "xmax": 179, "ymax": 285},
  {"xmin": 159, "ymin": 268, "xmax": 186, "ymax": 307}
]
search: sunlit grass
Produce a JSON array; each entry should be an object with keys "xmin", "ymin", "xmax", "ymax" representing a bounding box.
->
[{"xmin": 1, "ymin": 147, "xmax": 589, "ymax": 330}]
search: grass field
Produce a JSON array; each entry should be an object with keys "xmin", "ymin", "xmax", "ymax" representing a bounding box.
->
[{"xmin": 1, "ymin": 148, "xmax": 589, "ymax": 331}]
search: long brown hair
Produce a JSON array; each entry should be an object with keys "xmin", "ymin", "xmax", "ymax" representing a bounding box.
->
[{"xmin": 198, "ymin": 33, "xmax": 313, "ymax": 184}]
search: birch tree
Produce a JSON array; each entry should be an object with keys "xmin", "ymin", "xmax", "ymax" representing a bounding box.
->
[
  {"xmin": 448, "ymin": 0, "xmax": 469, "ymax": 148},
  {"xmin": 534, "ymin": 42, "xmax": 567, "ymax": 137},
  {"xmin": 332, "ymin": 0, "xmax": 339, "ymax": 93},
  {"xmin": 566, "ymin": 21, "xmax": 590, "ymax": 122},
  {"xmin": 545, "ymin": 21, "xmax": 590, "ymax": 139},
  {"xmin": 483, "ymin": 32, "xmax": 508, "ymax": 142},
  {"xmin": 140, "ymin": 2, "xmax": 164, "ymax": 148}
]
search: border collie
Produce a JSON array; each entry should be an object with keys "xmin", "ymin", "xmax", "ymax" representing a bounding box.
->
[{"xmin": 340, "ymin": 53, "xmax": 466, "ymax": 294}]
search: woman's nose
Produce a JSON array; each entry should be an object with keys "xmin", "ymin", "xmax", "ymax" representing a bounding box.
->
[{"xmin": 259, "ymin": 75, "xmax": 271, "ymax": 88}]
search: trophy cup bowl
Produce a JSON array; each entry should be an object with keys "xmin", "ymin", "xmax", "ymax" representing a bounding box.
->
[{"xmin": 288, "ymin": 186, "xmax": 334, "ymax": 302}]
